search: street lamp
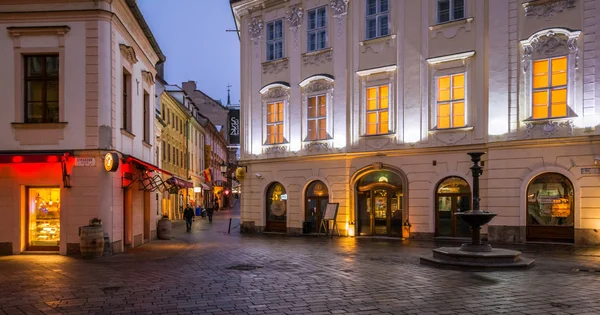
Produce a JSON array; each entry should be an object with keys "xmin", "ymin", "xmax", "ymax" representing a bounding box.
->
[{"xmin": 220, "ymin": 161, "xmax": 247, "ymax": 179}]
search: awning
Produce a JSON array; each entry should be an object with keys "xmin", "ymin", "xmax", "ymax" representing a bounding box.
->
[
  {"xmin": 0, "ymin": 151, "xmax": 73, "ymax": 164},
  {"xmin": 167, "ymin": 176, "xmax": 194, "ymax": 188},
  {"xmin": 123, "ymin": 155, "xmax": 172, "ymax": 176},
  {"xmin": 201, "ymin": 183, "xmax": 210, "ymax": 190}
]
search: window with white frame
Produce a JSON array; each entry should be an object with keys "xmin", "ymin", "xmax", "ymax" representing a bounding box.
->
[
  {"xmin": 266, "ymin": 101, "xmax": 284, "ymax": 144},
  {"xmin": 266, "ymin": 19, "xmax": 284, "ymax": 61},
  {"xmin": 307, "ymin": 6, "xmax": 327, "ymax": 52},
  {"xmin": 437, "ymin": 0, "xmax": 465, "ymax": 24},
  {"xmin": 307, "ymin": 95, "xmax": 327, "ymax": 140},
  {"xmin": 532, "ymin": 56, "xmax": 568, "ymax": 119},
  {"xmin": 366, "ymin": 0, "xmax": 389, "ymax": 40},
  {"xmin": 436, "ymin": 73, "xmax": 466, "ymax": 129},
  {"xmin": 365, "ymin": 85, "xmax": 389, "ymax": 135}
]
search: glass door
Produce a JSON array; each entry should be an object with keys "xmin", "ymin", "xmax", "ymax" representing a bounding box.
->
[
  {"xmin": 27, "ymin": 187, "xmax": 60, "ymax": 251},
  {"xmin": 437, "ymin": 196, "xmax": 452, "ymax": 237},
  {"xmin": 266, "ymin": 183, "xmax": 287, "ymax": 232},
  {"xmin": 373, "ymin": 190, "xmax": 388, "ymax": 236}
]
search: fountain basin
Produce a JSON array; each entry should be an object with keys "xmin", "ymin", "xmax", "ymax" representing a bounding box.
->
[{"xmin": 455, "ymin": 210, "xmax": 496, "ymax": 227}]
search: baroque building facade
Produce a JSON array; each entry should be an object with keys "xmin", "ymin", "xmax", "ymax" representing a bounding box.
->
[
  {"xmin": 0, "ymin": 0, "xmax": 166, "ymax": 255},
  {"xmin": 231, "ymin": 0, "xmax": 600, "ymax": 244}
]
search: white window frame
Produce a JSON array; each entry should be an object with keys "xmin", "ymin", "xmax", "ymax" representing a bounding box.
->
[
  {"xmin": 433, "ymin": 73, "xmax": 467, "ymax": 129},
  {"xmin": 436, "ymin": 0, "xmax": 466, "ymax": 24},
  {"xmin": 307, "ymin": 6, "xmax": 328, "ymax": 52},
  {"xmin": 520, "ymin": 29, "xmax": 580, "ymax": 123},
  {"xmin": 259, "ymin": 83, "xmax": 290, "ymax": 147},
  {"xmin": 427, "ymin": 51, "xmax": 474, "ymax": 131},
  {"xmin": 266, "ymin": 19, "xmax": 284, "ymax": 61},
  {"xmin": 299, "ymin": 76, "xmax": 335, "ymax": 142},
  {"xmin": 265, "ymin": 101, "xmax": 284, "ymax": 144},
  {"xmin": 365, "ymin": 0, "xmax": 389, "ymax": 40},
  {"xmin": 364, "ymin": 84, "xmax": 390, "ymax": 135},
  {"xmin": 356, "ymin": 66, "xmax": 397, "ymax": 138}
]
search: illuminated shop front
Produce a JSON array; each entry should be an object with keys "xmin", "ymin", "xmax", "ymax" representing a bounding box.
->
[
  {"xmin": 354, "ymin": 169, "xmax": 406, "ymax": 237},
  {"xmin": 435, "ymin": 177, "xmax": 471, "ymax": 238},
  {"xmin": 526, "ymin": 173, "xmax": 574, "ymax": 243},
  {"xmin": 28, "ymin": 187, "xmax": 61, "ymax": 251},
  {"xmin": 304, "ymin": 181, "xmax": 329, "ymax": 233},
  {"xmin": 266, "ymin": 182, "xmax": 287, "ymax": 232}
]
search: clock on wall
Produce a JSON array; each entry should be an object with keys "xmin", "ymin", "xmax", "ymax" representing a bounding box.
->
[{"xmin": 104, "ymin": 153, "xmax": 119, "ymax": 172}]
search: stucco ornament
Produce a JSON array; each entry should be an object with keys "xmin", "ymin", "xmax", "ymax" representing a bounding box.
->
[
  {"xmin": 264, "ymin": 87, "xmax": 288, "ymax": 99},
  {"xmin": 304, "ymin": 142, "xmax": 330, "ymax": 152},
  {"xmin": 304, "ymin": 79, "xmax": 333, "ymax": 94},
  {"xmin": 330, "ymin": 0, "xmax": 350, "ymax": 38},
  {"xmin": 523, "ymin": 0, "xmax": 577, "ymax": 20},
  {"xmin": 262, "ymin": 58, "xmax": 289, "ymax": 74},
  {"xmin": 141, "ymin": 70, "xmax": 154, "ymax": 85},
  {"xmin": 248, "ymin": 17, "xmax": 263, "ymax": 45},
  {"xmin": 119, "ymin": 44, "xmax": 138, "ymax": 64},
  {"xmin": 302, "ymin": 48, "xmax": 333, "ymax": 66},
  {"xmin": 521, "ymin": 29, "xmax": 580, "ymax": 72},
  {"xmin": 264, "ymin": 145, "xmax": 287, "ymax": 155},
  {"xmin": 287, "ymin": 5, "xmax": 303, "ymax": 50},
  {"xmin": 524, "ymin": 120, "xmax": 574, "ymax": 138}
]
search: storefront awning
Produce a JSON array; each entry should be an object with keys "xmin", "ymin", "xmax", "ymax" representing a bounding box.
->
[
  {"xmin": 167, "ymin": 176, "xmax": 194, "ymax": 188},
  {"xmin": 123, "ymin": 155, "xmax": 172, "ymax": 175},
  {"xmin": 201, "ymin": 183, "xmax": 210, "ymax": 190}
]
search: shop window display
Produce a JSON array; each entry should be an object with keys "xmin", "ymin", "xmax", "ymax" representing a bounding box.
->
[
  {"xmin": 28, "ymin": 188, "xmax": 60, "ymax": 248},
  {"xmin": 527, "ymin": 173, "xmax": 574, "ymax": 227}
]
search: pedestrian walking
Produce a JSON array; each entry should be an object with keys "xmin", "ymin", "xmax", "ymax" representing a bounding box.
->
[
  {"xmin": 206, "ymin": 202, "xmax": 214, "ymax": 223},
  {"xmin": 183, "ymin": 204, "xmax": 194, "ymax": 232}
]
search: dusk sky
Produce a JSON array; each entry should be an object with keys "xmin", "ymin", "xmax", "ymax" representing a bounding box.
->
[{"xmin": 138, "ymin": 0, "xmax": 241, "ymax": 106}]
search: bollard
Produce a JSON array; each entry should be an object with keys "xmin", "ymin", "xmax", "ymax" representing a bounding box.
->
[{"xmin": 228, "ymin": 218, "xmax": 232, "ymax": 234}]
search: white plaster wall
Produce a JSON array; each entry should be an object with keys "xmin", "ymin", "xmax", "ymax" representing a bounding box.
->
[{"xmin": 0, "ymin": 21, "xmax": 87, "ymax": 150}]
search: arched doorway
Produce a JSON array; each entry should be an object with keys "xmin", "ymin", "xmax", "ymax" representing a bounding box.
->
[
  {"xmin": 265, "ymin": 182, "xmax": 287, "ymax": 232},
  {"xmin": 356, "ymin": 171, "xmax": 404, "ymax": 236},
  {"xmin": 305, "ymin": 181, "xmax": 329, "ymax": 233},
  {"xmin": 435, "ymin": 177, "xmax": 471, "ymax": 238},
  {"xmin": 526, "ymin": 173, "xmax": 574, "ymax": 243}
]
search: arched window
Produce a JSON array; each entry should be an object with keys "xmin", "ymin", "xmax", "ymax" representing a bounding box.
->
[{"xmin": 435, "ymin": 177, "xmax": 471, "ymax": 237}]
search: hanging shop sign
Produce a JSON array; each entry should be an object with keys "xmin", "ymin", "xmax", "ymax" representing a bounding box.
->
[
  {"xmin": 104, "ymin": 153, "xmax": 119, "ymax": 172},
  {"xmin": 235, "ymin": 167, "xmax": 246, "ymax": 181}
]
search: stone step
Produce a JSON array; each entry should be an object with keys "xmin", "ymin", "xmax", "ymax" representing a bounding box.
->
[
  {"xmin": 420, "ymin": 255, "xmax": 535, "ymax": 270},
  {"xmin": 432, "ymin": 247, "xmax": 523, "ymax": 264}
]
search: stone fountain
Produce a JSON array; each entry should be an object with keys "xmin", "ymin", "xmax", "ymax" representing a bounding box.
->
[{"xmin": 420, "ymin": 152, "xmax": 535, "ymax": 269}]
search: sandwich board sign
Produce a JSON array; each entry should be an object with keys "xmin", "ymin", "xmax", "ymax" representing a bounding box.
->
[{"xmin": 318, "ymin": 203, "xmax": 340, "ymax": 238}]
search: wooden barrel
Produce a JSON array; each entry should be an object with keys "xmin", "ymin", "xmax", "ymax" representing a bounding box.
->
[
  {"xmin": 79, "ymin": 225, "xmax": 105, "ymax": 259},
  {"xmin": 157, "ymin": 219, "xmax": 171, "ymax": 240}
]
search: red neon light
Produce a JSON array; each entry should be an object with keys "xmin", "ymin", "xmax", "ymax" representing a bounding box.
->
[
  {"xmin": 46, "ymin": 156, "xmax": 59, "ymax": 163},
  {"xmin": 12, "ymin": 156, "xmax": 23, "ymax": 163}
]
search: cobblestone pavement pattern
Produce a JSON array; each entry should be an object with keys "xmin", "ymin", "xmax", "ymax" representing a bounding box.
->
[{"xmin": 2, "ymin": 201, "xmax": 600, "ymax": 314}]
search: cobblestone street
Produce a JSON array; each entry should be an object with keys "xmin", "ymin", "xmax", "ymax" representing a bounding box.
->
[{"xmin": 2, "ymin": 202, "xmax": 600, "ymax": 315}]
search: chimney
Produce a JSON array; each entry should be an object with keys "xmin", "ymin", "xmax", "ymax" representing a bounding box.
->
[{"xmin": 182, "ymin": 81, "xmax": 197, "ymax": 92}]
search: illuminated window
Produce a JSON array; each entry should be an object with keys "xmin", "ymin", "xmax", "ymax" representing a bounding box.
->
[
  {"xmin": 532, "ymin": 56, "xmax": 568, "ymax": 119},
  {"xmin": 436, "ymin": 73, "xmax": 465, "ymax": 129},
  {"xmin": 266, "ymin": 101, "xmax": 284, "ymax": 144},
  {"xmin": 365, "ymin": 85, "xmax": 389, "ymax": 135},
  {"xmin": 366, "ymin": 0, "xmax": 389, "ymax": 40},
  {"xmin": 307, "ymin": 95, "xmax": 327, "ymax": 140}
]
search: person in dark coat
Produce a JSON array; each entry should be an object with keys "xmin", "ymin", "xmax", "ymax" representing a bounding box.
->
[
  {"xmin": 183, "ymin": 204, "xmax": 194, "ymax": 232},
  {"xmin": 206, "ymin": 202, "xmax": 215, "ymax": 223}
]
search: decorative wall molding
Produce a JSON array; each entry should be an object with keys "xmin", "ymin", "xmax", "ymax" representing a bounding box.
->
[
  {"xmin": 356, "ymin": 65, "xmax": 397, "ymax": 77},
  {"xmin": 524, "ymin": 120, "xmax": 574, "ymax": 138},
  {"xmin": 302, "ymin": 48, "xmax": 333, "ymax": 66},
  {"xmin": 287, "ymin": 5, "xmax": 303, "ymax": 50},
  {"xmin": 141, "ymin": 70, "xmax": 154, "ymax": 85},
  {"xmin": 248, "ymin": 17, "xmax": 263, "ymax": 45},
  {"xmin": 330, "ymin": 0, "xmax": 350, "ymax": 38},
  {"xmin": 303, "ymin": 79, "xmax": 334, "ymax": 94},
  {"xmin": 427, "ymin": 51, "xmax": 475, "ymax": 65},
  {"xmin": 359, "ymin": 35, "xmax": 397, "ymax": 53},
  {"xmin": 523, "ymin": 0, "xmax": 577, "ymax": 20},
  {"xmin": 428, "ymin": 17, "xmax": 474, "ymax": 39},
  {"xmin": 264, "ymin": 87, "xmax": 288, "ymax": 99},
  {"xmin": 435, "ymin": 132, "xmax": 468, "ymax": 145},
  {"xmin": 262, "ymin": 58, "xmax": 289, "ymax": 74},
  {"xmin": 119, "ymin": 44, "xmax": 138, "ymax": 64},
  {"xmin": 304, "ymin": 141, "xmax": 331, "ymax": 152},
  {"xmin": 264, "ymin": 145, "xmax": 288, "ymax": 155},
  {"xmin": 7, "ymin": 26, "xmax": 70, "ymax": 48},
  {"xmin": 520, "ymin": 28, "xmax": 581, "ymax": 72},
  {"xmin": 365, "ymin": 138, "xmax": 390, "ymax": 150}
]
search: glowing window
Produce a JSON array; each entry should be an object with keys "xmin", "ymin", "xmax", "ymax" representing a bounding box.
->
[
  {"xmin": 365, "ymin": 85, "xmax": 389, "ymax": 135},
  {"xmin": 307, "ymin": 95, "xmax": 327, "ymax": 141},
  {"xmin": 532, "ymin": 56, "xmax": 568, "ymax": 119},
  {"xmin": 266, "ymin": 101, "xmax": 284, "ymax": 144},
  {"xmin": 436, "ymin": 73, "xmax": 465, "ymax": 129}
]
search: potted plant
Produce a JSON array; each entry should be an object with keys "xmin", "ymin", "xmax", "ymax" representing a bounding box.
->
[{"xmin": 402, "ymin": 220, "xmax": 411, "ymax": 239}]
